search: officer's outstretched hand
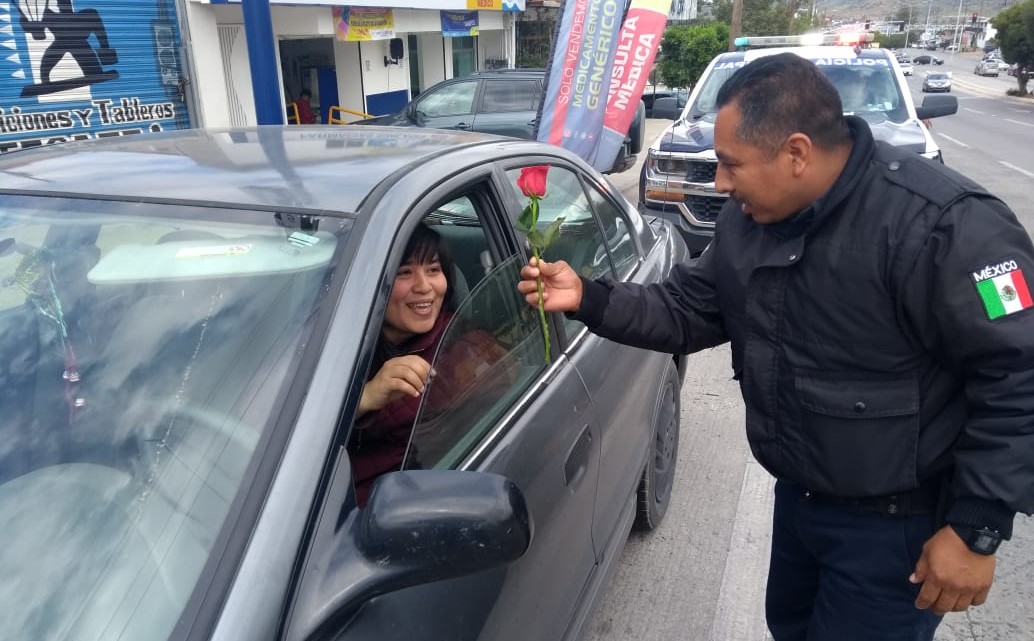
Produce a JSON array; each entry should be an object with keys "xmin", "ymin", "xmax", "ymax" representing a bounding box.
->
[
  {"xmin": 518, "ymin": 257, "xmax": 583, "ymax": 313},
  {"xmin": 911, "ymin": 525, "xmax": 996, "ymax": 614}
]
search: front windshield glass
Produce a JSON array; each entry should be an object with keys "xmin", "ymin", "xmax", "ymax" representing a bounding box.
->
[
  {"xmin": 0, "ymin": 195, "xmax": 346, "ymax": 641},
  {"xmin": 686, "ymin": 55, "xmax": 907, "ymax": 123}
]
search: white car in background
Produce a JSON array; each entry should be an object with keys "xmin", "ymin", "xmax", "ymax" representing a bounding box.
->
[{"xmin": 900, "ymin": 60, "xmax": 914, "ymax": 76}]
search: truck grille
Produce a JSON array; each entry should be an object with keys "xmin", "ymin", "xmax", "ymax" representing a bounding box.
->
[
  {"xmin": 685, "ymin": 195, "xmax": 726, "ymax": 223},
  {"xmin": 686, "ymin": 160, "xmax": 717, "ymax": 183}
]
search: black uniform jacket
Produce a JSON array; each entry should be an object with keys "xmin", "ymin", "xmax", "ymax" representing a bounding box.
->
[{"xmin": 576, "ymin": 117, "xmax": 1034, "ymax": 537}]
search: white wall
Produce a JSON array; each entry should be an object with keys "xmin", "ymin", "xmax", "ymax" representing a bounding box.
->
[{"xmin": 183, "ymin": 4, "xmax": 514, "ymax": 127}]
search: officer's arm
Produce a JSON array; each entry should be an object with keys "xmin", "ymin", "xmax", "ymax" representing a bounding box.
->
[
  {"xmin": 899, "ymin": 194, "xmax": 1034, "ymax": 539},
  {"xmin": 571, "ymin": 222, "xmax": 728, "ymax": 355}
]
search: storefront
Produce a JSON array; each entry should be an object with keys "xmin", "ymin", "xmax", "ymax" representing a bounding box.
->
[
  {"xmin": 0, "ymin": 0, "xmax": 194, "ymax": 154},
  {"xmin": 182, "ymin": 1, "xmax": 523, "ymax": 128}
]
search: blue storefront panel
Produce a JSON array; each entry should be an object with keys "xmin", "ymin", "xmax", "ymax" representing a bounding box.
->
[{"xmin": 0, "ymin": 0, "xmax": 190, "ymax": 154}]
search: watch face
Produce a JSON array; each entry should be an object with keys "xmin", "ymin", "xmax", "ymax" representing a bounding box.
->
[{"xmin": 971, "ymin": 529, "xmax": 1001, "ymax": 554}]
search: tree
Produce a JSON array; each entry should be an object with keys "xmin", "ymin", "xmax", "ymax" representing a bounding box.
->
[
  {"xmin": 992, "ymin": 0, "xmax": 1034, "ymax": 94},
  {"xmin": 657, "ymin": 23, "xmax": 730, "ymax": 89},
  {"xmin": 713, "ymin": 0, "xmax": 803, "ymax": 36}
]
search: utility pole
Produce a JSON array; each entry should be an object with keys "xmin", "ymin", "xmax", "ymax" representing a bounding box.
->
[
  {"xmin": 788, "ymin": 0, "xmax": 798, "ymax": 33},
  {"xmin": 729, "ymin": 0, "xmax": 744, "ymax": 51}
]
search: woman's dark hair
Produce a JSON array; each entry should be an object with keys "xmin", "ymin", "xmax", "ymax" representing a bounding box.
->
[
  {"xmin": 401, "ymin": 223, "xmax": 457, "ymax": 309},
  {"xmin": 716, "ymin": 52, "xmax": 851, "ymax": 157}
]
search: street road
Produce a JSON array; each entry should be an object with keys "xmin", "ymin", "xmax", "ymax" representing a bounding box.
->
[{"xmin": 593, "ymin": 71, "xmax": 1034, "ymax": 640}]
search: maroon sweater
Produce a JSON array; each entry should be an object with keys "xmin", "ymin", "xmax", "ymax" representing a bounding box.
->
[{"xmin": 349, "ymin": 310, "xmax": 507, "ymax": 506}]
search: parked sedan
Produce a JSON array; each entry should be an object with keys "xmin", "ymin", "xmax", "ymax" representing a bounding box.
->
[
  {"xmin": 0, "ymin": 127, "xmax": 687, "ymax": 641},
  {"xmin": 922, "ymin": 71, "xmax": 952, "ymax": 92}
]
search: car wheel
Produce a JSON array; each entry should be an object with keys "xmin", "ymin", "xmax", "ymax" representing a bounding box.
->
[
  {"xmin": 629, "ymin": 99, "xmax": 646, "ymax": 155},
  {"xmin": 634, "ymin": 359, "xmax": 680, "ymax": 531}
]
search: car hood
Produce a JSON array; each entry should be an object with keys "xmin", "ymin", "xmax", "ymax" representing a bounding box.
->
[{"xmin": 655, "ymin": 114, "xmax": 928, "ymax": 155}]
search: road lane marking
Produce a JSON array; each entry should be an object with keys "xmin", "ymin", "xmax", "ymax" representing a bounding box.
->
[
  {"xmin": 964, "ymin": 107, "xmax": 986, "ymax": 115},
  {"xmin": 938, "ymin": 133, "xmax": 971, "ymax": 148},
  {"xmin": 1000, "ymin": 161, "xmax": 1034, "ymax": 179},
  {"xmin": 1005, "ymin": 118, "xmax": 1034, "ymax": 128}
]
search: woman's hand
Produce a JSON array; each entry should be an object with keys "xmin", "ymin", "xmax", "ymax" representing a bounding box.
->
[
  {"xmin": 517, "ymin": 257, "xmax": 583, "ymax": 313},
  {"xmin": 358, "ymin": 355, "xmax": 432, "ymax": 416}
]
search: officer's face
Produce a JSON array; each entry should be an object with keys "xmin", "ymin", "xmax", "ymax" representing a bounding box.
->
[{"xmin": 714, "ymin": 103, "xmax": 801, "ymax": 224}]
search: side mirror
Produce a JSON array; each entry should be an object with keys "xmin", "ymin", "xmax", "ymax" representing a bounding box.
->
[
  {"xmin": 285, "ymin": 470, "xmax": 531, "ymax": 641},
  {"xmin": 916, "ymin": 94, "xmax": 958, "ymax": 120},
  {"xmin": 651, "ymin": 96, "xmax": 681, "ymax": 121}
]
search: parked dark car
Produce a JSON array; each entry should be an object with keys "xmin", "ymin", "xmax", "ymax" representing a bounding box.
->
[
  {"xmin": 641, "ymin": 88, "xmax": 688, "ymax": 117},
  {"xmin": 912, "ymin": 54, "xmax": 944, "ymax": 65},
  {"xmin": 0, "ymin": 126, "xmax": 687, "ymax": 641},
  {"xmin": 354, "ymin": 69, "xmax": 646, "ymax": 174}
]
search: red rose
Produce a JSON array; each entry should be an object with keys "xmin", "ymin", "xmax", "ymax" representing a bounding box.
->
[{"xmin": 516, "ymin": 165, "xmax": 548, "ymax": 199}]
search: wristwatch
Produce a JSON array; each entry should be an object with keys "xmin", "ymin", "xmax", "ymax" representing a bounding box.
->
[{"xmin": 951, "ymin": 524, "xmax": 1003, "ymax": 555}]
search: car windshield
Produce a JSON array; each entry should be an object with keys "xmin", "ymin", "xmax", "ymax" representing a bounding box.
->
[
  {"xmin": 687, "ymin": 56, "xmax": 908, "ymax": 123},
  {"xmin": 0, "ymin": 195, "xmax": 346, "ymax": 641},
  {"xmin": 928, "ymin": 73, "xmax": 949, "ymax": 80}
]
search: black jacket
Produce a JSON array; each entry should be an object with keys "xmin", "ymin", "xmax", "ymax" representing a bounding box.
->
[{"xmin": 577, "ymin": 117, "xmax": 1034, "ymax": 537}]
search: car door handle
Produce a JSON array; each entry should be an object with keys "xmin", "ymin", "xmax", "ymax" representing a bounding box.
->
[
  {"xmin": 527, "ymin": 119, "xmax": 538, "ymax": 127},
  {"xmin": 454, "ymin": 122, "xmax": 472, "ymax": 130},
  {"xmin": 563, "ymin": 425, "xmax": 593, "ymax": 488}
]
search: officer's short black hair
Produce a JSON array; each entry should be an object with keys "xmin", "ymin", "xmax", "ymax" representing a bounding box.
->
[
  {"xmin": 300, "ymin": 88, "xmax": 312, "ymax": 99},
  {"xmin": 716, "ymin": 53, "xmax": 850, "ymax": 157}
]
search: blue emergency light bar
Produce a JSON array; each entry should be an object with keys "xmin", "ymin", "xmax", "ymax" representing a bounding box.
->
[{"xmin": 734, "ymin": 32, "xmax": 876, "ymax": 48}]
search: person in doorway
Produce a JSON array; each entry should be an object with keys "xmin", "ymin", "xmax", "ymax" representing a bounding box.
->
[
  {"xmin": 294, "ymin": 89, "xmax": 316, "ymax": 124},
  {"xmin": 518, "ymin": 52, "xmax": 1034, "ymax": 641}
]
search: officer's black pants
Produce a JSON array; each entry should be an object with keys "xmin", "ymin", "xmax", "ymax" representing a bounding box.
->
[{"xmin": 766, "ymin": 481, "xmax": 943, "ymax": 641}]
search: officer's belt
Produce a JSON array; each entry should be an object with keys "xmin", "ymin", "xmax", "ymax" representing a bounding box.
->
[{"xmin": 801, "ymin": 481, "xmax": 942, "ymax": 516}]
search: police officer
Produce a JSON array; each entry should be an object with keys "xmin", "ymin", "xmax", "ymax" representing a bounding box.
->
[{"xmin": 518, "ymin": 53, "xmax": 1034, "ymax": 641}]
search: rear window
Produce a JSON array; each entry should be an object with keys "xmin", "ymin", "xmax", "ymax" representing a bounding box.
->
[{"xmin": 481, "ymin": 79, "xmax": 540, "ymax": 112}]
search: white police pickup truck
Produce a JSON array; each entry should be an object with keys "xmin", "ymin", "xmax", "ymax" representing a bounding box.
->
[{"xmin": 639, "ymin": 33, "xmax": 958, "ymax": 255}]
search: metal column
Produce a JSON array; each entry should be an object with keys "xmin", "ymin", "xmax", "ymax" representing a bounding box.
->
[{"xmin": 241, "ymin": 0, "xmax": 284, "ymax": 125}]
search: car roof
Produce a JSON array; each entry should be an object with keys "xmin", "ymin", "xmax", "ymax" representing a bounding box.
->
[
  {"xmin": 0, "ymin": 126, "xmax": 507, "ymax": 214},
  {"xmin": 711, "ymin": 45, "xmax": 893, "ymax": 64}
]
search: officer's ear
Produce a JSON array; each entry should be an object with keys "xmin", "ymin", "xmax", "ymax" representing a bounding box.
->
[{"xmin": 783, "ymin": 133, "xmax": 812, "ymax": 178}]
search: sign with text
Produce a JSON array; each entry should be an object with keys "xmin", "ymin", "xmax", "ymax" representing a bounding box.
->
[
  {"xmin": 0, "ymin": 0, "xmax": 189, "ymax": 155},
  {"xmin": 441, "ymin": 11, "xmax": 480, "ymax": 37},
  {"xmin": 333, "ymin": 7, "xmax": 395, "ymax": 41},
  {"xmin": 536, "ymin": 0, "xmax": 627, "ymax": 164}
]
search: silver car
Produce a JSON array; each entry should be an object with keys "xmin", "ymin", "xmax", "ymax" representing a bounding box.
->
[
  {"xmin": 0, "ymin": 127, "xmax": 688, "ymax": 641},
  {"xmin": 922, "ymin": 71, "xmax": 952, "ymax": 92}
]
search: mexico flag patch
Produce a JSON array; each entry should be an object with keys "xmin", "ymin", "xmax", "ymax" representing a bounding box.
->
[{"xmin": 972, "ymin": 259, "xmax": 1033, "ymax": 320}]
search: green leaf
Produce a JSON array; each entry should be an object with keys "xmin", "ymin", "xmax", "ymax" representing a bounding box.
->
[
  {"xmin": 540, "ymin": 217, "xmax": 564, "ymax": 249},
  {"xmin": 526, "ymin": 229, "xmax": 545, "ymax": 250},
  {"xmin": 516, "ymin": 202, "xmax": 536, "ymax": 233}
]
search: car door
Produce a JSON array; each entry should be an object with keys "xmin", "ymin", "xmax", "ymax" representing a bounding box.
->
[
  {"xmin": 500, "ymin": 162, "xmax": 670, "ymax": 565},
  {"xmin": 329, "ymin": 175, "xmax": 601, "ymax": 641},
  {"xmin": 471, "ymin": 78, "xmax": 541, "ymax": 139},
  {"xmin": 412, "ymin": 79, "xmax": 479, "ymax": 131}
]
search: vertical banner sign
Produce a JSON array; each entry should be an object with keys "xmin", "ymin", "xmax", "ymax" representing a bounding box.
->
[
  {"xmin": 441, "ymin": 11, "xmax": 480, "ymax": 37},
  {"xmin": 333, "ymin": 7, "xmax": 395, "ymax": 42},
  {"xmin": 592, "ymin": 0, "xmax": 671, "ymax": 172},
  {"xmin": 0, "ymin": 0, "xmax": 190, "ymax": 155},
  {"xmin": 536, "ymin": 0, "xmax": 626, "ymax": 164}
]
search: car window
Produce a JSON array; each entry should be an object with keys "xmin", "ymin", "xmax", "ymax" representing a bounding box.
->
[
  {"xmin": 480, "ymin": 79, "xmax": 540, "ymax": 112},
  {"xmin": 406, "ymin": 255, "xmax": 546, "ymax": 470},
  {"xmin": 819, "ymin": 63, "xmax": 906, "ymax": 122},
  {"xmin": 0, "ymin": 195, "xmax": 342, "ymax": 641},
  {"xmin": 583, "ymin": 179, "xmax": 639, "ymax": 278},
  {"xmin": 505, "ymin": 165, "xmax": 615, "ymax": 338},
  {"xmin": 417, "ymin": 80, "xmax": 478, "ymax": 118}
]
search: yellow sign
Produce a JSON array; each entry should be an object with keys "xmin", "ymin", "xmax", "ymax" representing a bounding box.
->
[
  {"xmin": 467, "ymin": 0, "xmax": 503, "ymax": 9},
  {"xmin": 333, "ymin": 7, "xmax": 395, "ymax": 42}
]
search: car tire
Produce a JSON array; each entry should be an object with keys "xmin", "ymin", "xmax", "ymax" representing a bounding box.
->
[
  {"xmin": 629, "ymin": 100, "xmax": 646, "ymax": 156},
  {"xmin": 633, "ymin": 359, "xmax": 680, "ymax": 531}
]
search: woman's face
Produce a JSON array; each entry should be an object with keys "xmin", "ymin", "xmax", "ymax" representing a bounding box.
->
[{"xmin": 381, "ymin": 255, "xmax": 448, "ymax": 344}]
